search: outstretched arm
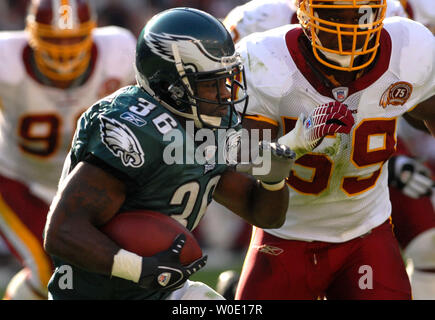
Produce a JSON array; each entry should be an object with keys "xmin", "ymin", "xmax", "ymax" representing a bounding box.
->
[
  {"xmin": 213, "ymin": 168, "xmax": 289, "ymax": 229},
  {"xmin": 219, "ymin": 102, "xmax": 355, "ymax": 229},
  {"xmin": 213, "ymin": 117, "xmax": 294, "ymax": 229}
]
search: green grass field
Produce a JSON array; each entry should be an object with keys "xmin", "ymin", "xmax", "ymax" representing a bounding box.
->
[
  {"xmin": 190, "ymin": 265, "xmax": 242, "ymax": 291},
  {"xmin": 187, "ymin": 247, "xmax": 245, "ymax": 291}
]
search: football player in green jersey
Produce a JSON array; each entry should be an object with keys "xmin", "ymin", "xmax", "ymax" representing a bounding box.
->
[{"xmin": 43, "ymin": 7, "xmax": 296, "ymax": 300}]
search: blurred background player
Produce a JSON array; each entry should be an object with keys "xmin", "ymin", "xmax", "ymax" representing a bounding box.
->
[
  {"xmin": 0, "ymin": 1, "xmax": 249, "ymax": 37},
  {"xmin": 400, "ymin": 0, "xmax": 435, "ymax": 33},
  {"xmin": 215, "ymin": 0, "xmax": 435, "ymax": 300},
  {"xmin": 231, "ymin": 0, "xmax": 435, "ymax": 299},
  {"xmin": 0, "ymin": 0, "xmax": 136, "ymax": 299}
]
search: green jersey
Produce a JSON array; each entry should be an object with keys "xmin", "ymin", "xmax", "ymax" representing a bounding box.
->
[{"xmin": 48, "ymin": 85, "xmax": 238, "ymax": 299}]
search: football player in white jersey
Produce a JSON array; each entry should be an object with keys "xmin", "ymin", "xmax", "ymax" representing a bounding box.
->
[
  {"xmin": 0, "ymin": 0, "xmax": 136, "ymax": 299},
  {"xmin": 218, "ymin": 0, "xmax": 435, "ymax": 300},
  {"xmin": 233, "ymin": 0, "xmax": 435, "ymax": 299}
]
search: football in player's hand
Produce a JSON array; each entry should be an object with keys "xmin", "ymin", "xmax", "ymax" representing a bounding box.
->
[{"xmin": 101, "ymin": 210, "xmax": 202, "ymax": 265}]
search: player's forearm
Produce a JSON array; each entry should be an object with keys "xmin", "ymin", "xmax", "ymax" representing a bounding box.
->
[
  {"xmin": 44, "ymin": 215, "xmax": 120, "ymax": 275},
  {"xmin": 214, "ymin": 169, "xmax": 288, "ymax": 228},
  {"xmin": 44, "ymin": 161, "xmax": 127, "ymax": 275},
  {"xmin": 245, "ymin": 181, "xmax": 288, "ymax": 228}
]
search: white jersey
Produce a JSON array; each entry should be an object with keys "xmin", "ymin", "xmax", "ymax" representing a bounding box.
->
[
  {"xmin": 236, "ymin": 18, "xmax": 435, "ymax": 242},
  {"xmin": 224, "ymin": 0, "xmax": 406, "ymax": 42},
  {"xmin": 0, "ymin": 26, "xmax": 136, "ymax": 202}
]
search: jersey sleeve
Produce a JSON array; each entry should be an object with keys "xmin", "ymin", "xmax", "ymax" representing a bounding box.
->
[
  {"xmin": 416, "ymin": 35, "xmax": 435, "ymax": 103},
  {"xmin": 77, "ymin": 102, "xmax": 163, "ymax": 185},
  {"xmin": 397, "ymin": 18, "xmax": 435, "ymax": 105},
  {"xmin": 381, "ymin": 17, "xmax": 435, "ymax": 113}
]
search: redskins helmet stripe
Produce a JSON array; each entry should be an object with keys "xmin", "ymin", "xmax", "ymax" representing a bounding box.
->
[
  {"xmin": 296, "ymin": 0, "xmax": 387, "ymax": 71},
  {"xmin": 26, "ymin": 0, "xmax": 96, "ymax": 81}
]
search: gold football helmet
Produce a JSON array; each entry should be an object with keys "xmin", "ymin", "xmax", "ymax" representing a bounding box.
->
[
  {"xmin": 26, "ymin": 0, "xmax": 97, "ymax": 81},
  {"xmin": 296, "ymin": 0, "xmax": 387, "ymax": 71}
]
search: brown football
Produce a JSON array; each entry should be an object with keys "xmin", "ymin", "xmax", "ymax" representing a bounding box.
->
[{"xmin": 101, "ymin": 210, "xmax": 202, "ymax": 265}]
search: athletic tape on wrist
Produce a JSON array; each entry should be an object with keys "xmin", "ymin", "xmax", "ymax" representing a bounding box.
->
[
  {"xmin": 111, "ymin": 249, "xmax": 142, "ymax": 283},
  {"xmin": 260, "ymin": 180, "xmax": 286, "ymax": 191}
]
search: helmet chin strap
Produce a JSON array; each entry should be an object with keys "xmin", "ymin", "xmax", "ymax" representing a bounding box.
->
[
  {"xmin": 135, "ymin": 69, "xmax": 198, "ymax": 123},
  {"xmin": 318, "ymin": 47, "xmax": 362, "ymax": 68},
  {"xmin": 172, "ymin": 43, "xmax": 205, "ymax": 128},
  {"xmin": 199, "ymin": 113, "xmax": 223, "ymax": 127}
]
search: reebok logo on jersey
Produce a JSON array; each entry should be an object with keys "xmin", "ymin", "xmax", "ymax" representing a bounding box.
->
[
  {"xmin": 204, "ymin": 163, "xmax": 216, "ymax": 174},
  {"xmin": 100, "ymin": 116, "xmax": 145, "ymax": 168},
  {"xmin": 120, "ymin": 112, "xmax": 147, "ymax": 127},
  {"xmin": 253, "ymin": 244, "xmax": 284, "ymax": 256}
]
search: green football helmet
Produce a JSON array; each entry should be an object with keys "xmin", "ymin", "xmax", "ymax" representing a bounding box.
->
[{"xmin": 135, "ymin": 7, "xmax": 248, "ymax": 129}]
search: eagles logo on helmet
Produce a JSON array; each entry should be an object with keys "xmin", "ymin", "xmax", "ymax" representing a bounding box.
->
[
  {"xmin": 26, "ymin": 0, "xmax": 97, "ymax": 82},
  {"xmin": 134, "ymin": 8, "xmax": 249, "ymax": 129},
  {"xmin": 295, "ymin": 0, "xmax": 387, "ymax": 71}
]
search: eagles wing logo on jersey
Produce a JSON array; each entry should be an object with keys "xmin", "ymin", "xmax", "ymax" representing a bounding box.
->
[
  {"xmin": 100, "ymin": 116, "xmax": 145, "ymax": 168},
  {"xmin": 144, "ymin": 32, "xmax": 222, "ymax": 70}
]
